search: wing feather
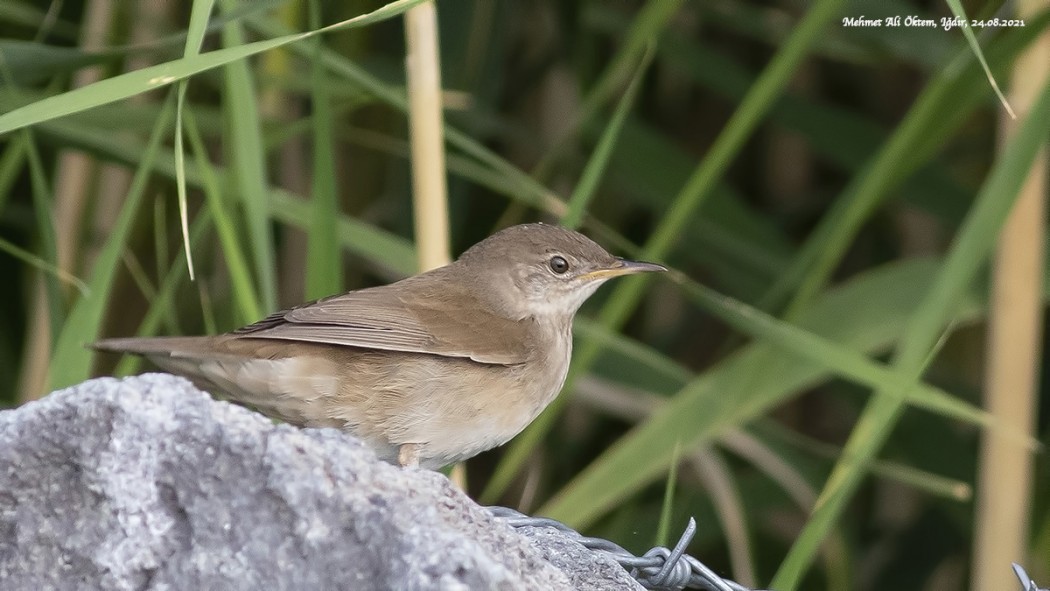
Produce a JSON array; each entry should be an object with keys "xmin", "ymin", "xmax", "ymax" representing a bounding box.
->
[{"xmin": 232, "ymin": 272, "xmax": 530, "ymax": 365}]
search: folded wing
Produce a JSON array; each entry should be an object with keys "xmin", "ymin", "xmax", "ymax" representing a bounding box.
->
[{"xmin": 233, "ymin": 276, "xmax": 530, "ymax": 366}]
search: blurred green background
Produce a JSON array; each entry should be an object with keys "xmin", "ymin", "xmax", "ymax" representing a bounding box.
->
[{"xmin": 1, "ymin": 0, "xmax": 1048, "ymax": 589}]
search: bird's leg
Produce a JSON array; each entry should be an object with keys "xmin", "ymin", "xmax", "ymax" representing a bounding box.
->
[{"xmin": 397, "ymin": 443, "xmax": 421, "ymax": 469}]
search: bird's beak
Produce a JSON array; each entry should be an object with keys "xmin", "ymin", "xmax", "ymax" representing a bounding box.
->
[{"xmin": 582, "ymin": 257, "xmax": 667, "ymax": 281}]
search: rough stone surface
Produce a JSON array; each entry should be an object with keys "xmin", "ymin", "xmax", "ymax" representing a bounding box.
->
[
  {"xmin": 0, "ymin": 374, "xmax": 641, "ymax": 591},
  {"xmin": 515, "ymin": 527, "xmax": 644, "ymax": 590}
]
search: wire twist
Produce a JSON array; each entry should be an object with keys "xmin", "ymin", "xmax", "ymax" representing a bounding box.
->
[
  {"xmin": 490, "ymin": 508, "xmax": 1046, "ymax": 591},
  {"xmin": 487, "ymin": 506, "xmax": 763, "ymax": 591}
]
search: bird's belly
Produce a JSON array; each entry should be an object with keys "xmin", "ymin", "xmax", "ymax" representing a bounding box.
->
[
  {"xmin": 328, "ymin": 351, "xmax": 569, "ymax": 469},
  {"xmin": 175, "ymin": 341, "xmax": 570, "ymax": 470}
]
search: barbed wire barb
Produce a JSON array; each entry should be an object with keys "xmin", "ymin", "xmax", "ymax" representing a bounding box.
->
[
  {"xmin": 1013, "ymin": 564, "xmax": 1049, "ymax": 591},
  {"xmin": 487, "ymin": 506, "xmax": 764, "ymax": 591},
  {"xmin": 490, "ymin": 507, "xmax": 1045, "ymax": 591}
]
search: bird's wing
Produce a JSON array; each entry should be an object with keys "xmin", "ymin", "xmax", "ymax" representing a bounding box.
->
[{"xmin": 232, "ymin": 280, "xmax": 531, "ymax": 366}]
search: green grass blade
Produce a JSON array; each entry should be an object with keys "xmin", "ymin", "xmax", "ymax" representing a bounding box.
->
[
  {"xmin": 0, "ymin": 235, "xmax": 87, "ymax": 295},
  {"xmin": 754, "ymin": 421, "xmax": 972, "ymax": 502},
  {"xmin": 575, "ymin": 0, "xmax": 682, "ymax": 135},
  {"xmin": 173, "ymin": 88, "xmax": 196, "ymax": 281},
  {"xmin": 114, "ymin": 211, "xmax": 214, "ymax": 376},
  {"xmin": 219, "ymin": 0, "xmax": 278, "ymax": 312},
  {"xmin": 485, "ymin": 0, "xmax": 845, "ymax": 502},
  {"xmin": 0, "ymin": 1, "xmax": 289, "ymax": 87},
  {"xmin": 152, "ymin": 200, "xmax": 174, "ymax": 331},
  {"xmin": 0, "ymin": 133, "xmax": 27, "ymax": 211},
  {"xmin": 574, "ymin": 318, "xmax": 692, "ymax": 386},
  {"xmin": 533, "ymin": 0, "xmax": 682, "ymax": 181},
  {"xmin": 34, "ymin": 117, "xmax": 418, "ymax": 276},
  {"xmin": 0, "ymin": 2, "xmax": 79, "ymax": 40},
  {"xmin": 771, "ymin": 76, "xmax": 1050, "ymax": 591},
  {"xmin": 943, "ymin": 0, "xmax": 1015, "ymax": 118},
  {"xmin": 49, "ymin": 97, "xmax": 175, "ymax": 390},
  {"xmin": 0, "ymin": 41, "xmax": 114, "ymax": 86},
  {"xmin": 247, "ymin": 16, "xmax": 565, "ymax": 216},
  {"xmin": 183, "ymin": 108, "xmax": 262, "ymax": 324},
  {"xmin": 0, "ymin": 36, "xmax": 297, "ymax": 134},
  {"xmin": 560, "ymin": 45, "xmax": 652, "ymax": 230},
  {"xmin": 654, "ymin": 441, "xmax": 681, "ymax": 548},
  {"xmin": 305, "ymin": 0, "xmax": 342, "ymax": 299},
  {"xmin": 0, "ymin": 0, "xmax": 427, "ymax": 136},
  {"xmin": 185, "ymin": 0, "xmax": 215, "ymax": 52},
  {"xmin": 765, "ymin": 14, "xmax": 1050, "ymax": 320},
  {"xmin": 271, "ymin": 190, "xmax": 417, "ymax": 277},
  {"xmin": 536, "ymin": 253, "xmax": 1017, "ymax": 529},
  {"xmin": 23, "ymin": 128, "xmax": 63, "ymax": 339},
  {"xmin": 171, "ymin": 0, "xmax": 216, "ymax": 282},
  {"xmin": 667, "ymin": 272, "xmax": 996, "ymax": 429}
]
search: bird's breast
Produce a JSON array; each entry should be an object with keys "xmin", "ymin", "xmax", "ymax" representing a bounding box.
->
[
  {"xmin": 382, "ymin": 320, "xmax": 572, "ymax": 467},
  {"xmin": 522, "ymin": 321, "xmax": 573, "ymax": 409}
]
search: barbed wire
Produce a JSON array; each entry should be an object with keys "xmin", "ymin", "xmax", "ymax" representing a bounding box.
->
[
  {"xmin": 487, "ymin": 506, "xmax": 763, "ymax": 591},
  {"xmin": 490, "ymin": 507, "xmax": 1047, "ymax": 591},
  {"xmin": 1014, "ymin": 564, "xmax": 1048, "ymax": 591}
]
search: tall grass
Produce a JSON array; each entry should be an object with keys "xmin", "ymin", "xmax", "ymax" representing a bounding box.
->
[{"xmin": 1, "ymin": 1, "xmax": 1048, "ymax": 588}]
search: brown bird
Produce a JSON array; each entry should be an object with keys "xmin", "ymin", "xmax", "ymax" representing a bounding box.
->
[{"xmin": 93, "ymin": 223, "xmax": 665, "ymax": 469}]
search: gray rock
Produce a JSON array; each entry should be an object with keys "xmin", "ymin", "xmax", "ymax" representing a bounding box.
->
[{"xmin": 0, "ymin": 374, "xmax": 641, "ymax": 591}]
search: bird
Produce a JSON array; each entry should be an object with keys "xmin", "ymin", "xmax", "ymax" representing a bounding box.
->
[{"xmin": 93, "ymin": 223, "xmax": 665, "ymax": 469}]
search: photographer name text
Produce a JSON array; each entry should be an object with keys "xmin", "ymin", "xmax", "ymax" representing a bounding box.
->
[{"xmin": 842, "ymin": 16, "xmax": 1026, "ymax": 30}]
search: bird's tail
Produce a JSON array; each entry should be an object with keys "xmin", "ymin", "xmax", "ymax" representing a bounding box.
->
[
  {"xmin": 91, "ymin": 336, "xmax": 216, "ymax": 358},
  {"xmin": 91, "ymin": 336, "xmax": 232, "ymax": 392},
  {"xmin": 92, "ymin": 336, "xmax": 342, "ymax": 428}
]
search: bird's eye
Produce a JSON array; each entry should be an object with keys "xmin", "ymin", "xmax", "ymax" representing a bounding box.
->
[{"xmin": 548, "ymin": 255, "xmax": 569, "ymax": 274}]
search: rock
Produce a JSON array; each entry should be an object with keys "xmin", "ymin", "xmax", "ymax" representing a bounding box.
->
[{"xmin": 0, "ymin": 374, "xmax": 642, "ymax": 591}]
